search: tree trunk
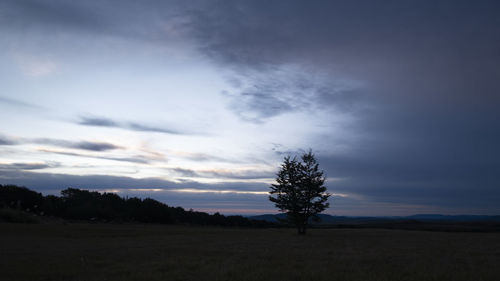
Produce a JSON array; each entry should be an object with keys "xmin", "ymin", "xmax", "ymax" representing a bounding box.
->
[{"xmin": 297, "ymin": 225, "xmax": 307, "ymax": 235}]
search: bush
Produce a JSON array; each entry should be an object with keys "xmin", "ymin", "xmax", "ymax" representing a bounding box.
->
[{"xmin": 0, "ymin": 208, "xmax": 39, "ymax": 223}]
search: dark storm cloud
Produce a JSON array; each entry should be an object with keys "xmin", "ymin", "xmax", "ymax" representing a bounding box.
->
[
  {"xmin": 316, "ymin": 148, "xmax": 500, "ymax": 211},
  {"xmin": 184, "ymin": 0, "xmax": 500, "ymax": 114},
  {"xmin": 226, "ymin": 86, "xmax": 294, "ymax": 123},
  {"xmin": 180, "ymin": 0, "xmax": 500, "ymax": 213},
  {"xmin": 2, "ymin": 0, "xmax": 499, "ymax": 214},
  {"xmin": 0, "ymin": 0, "xmax": 189, "ymax": 43},
  {"xmin": 186, "ymin": 1, "xmax": 500, "ymax": 66},
  {"xmin": 0, "ymin": 0, "xmax": 106, "ymax": 33},
  {"xmin": 220, "ymin": 65, "xmax": 364, "ymax": 123},
  {"xmin": 77, "ymin": 116, "xmax": 186, "ymax": 135}
]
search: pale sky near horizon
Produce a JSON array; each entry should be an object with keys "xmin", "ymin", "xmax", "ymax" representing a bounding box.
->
[{"xmin": 1, "ymin": 0, "xmax": 499, "ymax": 216}]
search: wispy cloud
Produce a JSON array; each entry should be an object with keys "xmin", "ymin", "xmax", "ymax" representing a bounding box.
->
[
  {"xmin": 0, "ymin": 170, "xmax": 270, "ymax": 195},
  {"xmin": 170, "ymin": 167, "xmax": 274, "ymax": 180},
  {"xmin": 71, "ymin": 141, "xmax": 119, "ymax": 151},
  {"xmin": 0, "ymin": 135, "xmax": 18, "ymax": 145},
  {"xmin": 0, "ymin": 135, "xmax": 121, "ymax": 152},
  {"xmin": 168, "ymin": 188, "xmax": 269, "ymax": 195},
  {"xmin": 0, "ymin": 169, "xmax": 277, "ymax": 214},
  {"xmin": 34, "ymin": 138, "xmax": 120, "ymax": 152},
  {"xmin": 0, "ymin": 96, "xmax": 44, "ymax": 110},
  {"xmin": 170, "ymin": 151, "xmax": 242, "ymax": 164},
  {"xmin": 171, "ymin": 167, "xmax": 199, "ymax": 177},
  {"xmin": 222, "ymin": 66, "xmax": 362, "ymax": 123},
  {"xmin": 15, "ymin": 54, "xmax": 58, "ymax": 77},
  {"xmin": 127, "ymin": 122, "xmax": 181, "ymax": 134},
  {"xmin": 39, "ymin": 148, "xmax": 152, "ymax": 164},
  {"xmin": 78, "ymin": 116, "xmax": 118, "ymax": 127},
  {"xmin": 77, "ymin": 115, "xmax": 185, "ymax": 135},
  {"xmin": 0, "ymin": 162, "xmax": 59, "ymax": 170}
]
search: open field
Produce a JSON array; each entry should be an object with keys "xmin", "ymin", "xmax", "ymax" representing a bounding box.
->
[{"xmin": 1, "ymin": 223, "xmax": 499, "ymax": 281}]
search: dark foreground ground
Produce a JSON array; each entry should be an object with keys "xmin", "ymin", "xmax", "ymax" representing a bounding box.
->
[{"xmin": 1, "ymin": 223, "xmax": 499, "ymax": 281}]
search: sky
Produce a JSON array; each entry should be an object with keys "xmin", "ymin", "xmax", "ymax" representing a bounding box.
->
[{"xmin": 1, "ymin": 0, "xmax": 499, "ymax": 216}]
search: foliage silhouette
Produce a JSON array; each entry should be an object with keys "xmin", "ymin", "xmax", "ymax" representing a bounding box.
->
[
  {"xmin": 269, "ymin": 150, "xmax": 330, "ymax": 234},
  {"xmin": 0, "ymin": 184, "xmax": 272, "ymax": 227}
]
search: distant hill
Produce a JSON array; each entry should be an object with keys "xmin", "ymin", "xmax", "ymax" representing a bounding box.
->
[
  {"xmin": 406, "ymin": 214, "xmax": 500, "ymax": 221},
  {"xmin": 249, "ymin": 213, "xmax": 500, "ymax": 232},
  {"xmin": 250, "ymin": 214, "xmax": 387, "ymax": 224},
  {"xmin": 250, "ymin": 213, "xmax": 500, "ymax": 224}
]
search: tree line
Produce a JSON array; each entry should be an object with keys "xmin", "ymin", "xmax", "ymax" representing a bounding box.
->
[{"xmin": 0, "ymin": 184, "xmax": 272, "ymax": 227}]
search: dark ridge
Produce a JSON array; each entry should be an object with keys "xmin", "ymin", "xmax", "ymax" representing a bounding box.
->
[{"xmin": 249, "ymin": 214, "xmax": 500, "ymax": 232}]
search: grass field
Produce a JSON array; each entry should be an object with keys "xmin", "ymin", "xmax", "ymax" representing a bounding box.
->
[{"xmin": 1, "ymin": 223, "xmax": 499, "ymax": 281}]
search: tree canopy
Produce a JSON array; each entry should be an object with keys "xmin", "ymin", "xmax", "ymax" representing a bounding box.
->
[
  {"xmin": 0, "ymin": 184, "xmax": 272, "ymax": 227},
  {"xmin": 269, "ymin": 150, "xmax": 330, "ymax": 234}
]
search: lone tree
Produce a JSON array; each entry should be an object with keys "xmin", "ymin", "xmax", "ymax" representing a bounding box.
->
[{"xmin": 269, "ymin": 150, "xmax": 330, "ymax": 234}]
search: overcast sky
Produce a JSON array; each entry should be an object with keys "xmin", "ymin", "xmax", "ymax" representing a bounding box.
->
[{"xmin": 1, "ymin": 0, "xmax": 499, "ymax": 216}]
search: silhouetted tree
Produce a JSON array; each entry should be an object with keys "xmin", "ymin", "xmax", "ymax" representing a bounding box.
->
[
  {"xmin": 42, "ymin": 195, "xmax": 65, "ymax": 216},
  {"xmin": 0, "ymin": 185, "xmax": 274, "ymax": 227},
  {"xmin": 269, "ymin": 150, "xmax": 330, "ymax": 234},
  {"xmin": 0, "ymin": 184, "xmax": 43, "ymax": 212}
]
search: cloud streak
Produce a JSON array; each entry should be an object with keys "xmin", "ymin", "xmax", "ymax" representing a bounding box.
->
[
  {"xmin": 34, "ymin": 138, "xmax": 120, "ymax": 152},
  {"xmin": 78, "ymin": 116, "xmax": 118, "ymax": 127},
  {"xmin": 0, "ymin": 162, "xmax": 59, "ymax": 170},
  {"xmin": 0, "ymin": 135, "xmax": 121, "ymax": 152},
  {"xmin": 168, "ymin": 188, "xmax": 268, "ymax": 195},
  {"xmin": 77, "ymin": 116, "xmax": 185, "ymax": 135},
  {"xmin": 0, "ymin": 169, "xmax": 278, "ymax": 214},
  {"xmin": 0, "ymin": 96, "xmax": 44, "ymax": 110},
  {"xmin": 38, "ymin": 149, "xmax": 153, "ymax": 164},
  {"xmin": 171, "ymin": 167, "xmax": 274, "ymax": 180},
  {"xmin": 0, "ymin": 135, "xmax": 17, "ymax": 145}
]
